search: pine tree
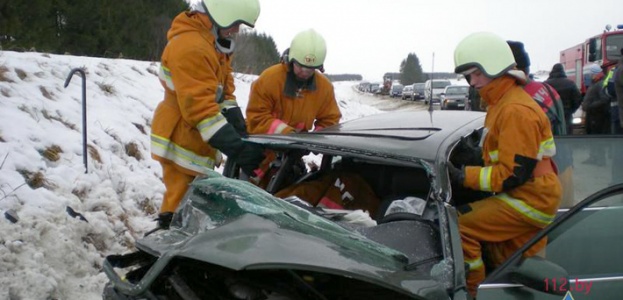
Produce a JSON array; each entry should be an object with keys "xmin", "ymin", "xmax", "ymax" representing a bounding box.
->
[{"xmin": 399, "ymin": 53, "xmax": 425, "ymax": 85}]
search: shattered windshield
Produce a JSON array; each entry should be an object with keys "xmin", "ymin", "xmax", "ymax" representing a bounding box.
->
[{"xmin": 173, "ymin": 174, "xmax": 410, "ymax": 270}]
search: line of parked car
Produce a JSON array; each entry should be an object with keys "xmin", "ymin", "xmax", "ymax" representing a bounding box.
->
[
  {"xmin": 398, "ymin": 83, "xmax": 426, "ymax": 101},
  {"xmin": 391, "ymin": 80, "xmax": 469, "ymax": 111}
]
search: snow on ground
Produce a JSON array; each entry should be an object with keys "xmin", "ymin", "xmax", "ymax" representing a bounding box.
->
[{"xmin": 0, "ymin": 50, "xmax": 428, "ymax": 299}]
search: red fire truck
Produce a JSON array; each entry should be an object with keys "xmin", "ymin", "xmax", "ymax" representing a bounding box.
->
[{"xmin": 560, "ymin": 24, "xmax": 623, "ymax": 94}]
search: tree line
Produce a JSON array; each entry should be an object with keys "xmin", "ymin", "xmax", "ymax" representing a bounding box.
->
[
  {"xmin": 0, "ymin": 0, "xmax": 187, "ymax": 60},
  {"xmin": 0, "ymin": 1, "xmax": 279, "ymax": 76}
]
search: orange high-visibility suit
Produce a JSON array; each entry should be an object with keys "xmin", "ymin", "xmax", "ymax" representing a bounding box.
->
[
  {"xmin": 151, "ymin": 12, "xmax": 238, "ymax": 213},
  {"xmin": 459, "ymin": 76, "xmax": 562, "ymax": 295},
  {"xmin": 246, "ymin": 63, "xmax": 342, "ymax": 185}
]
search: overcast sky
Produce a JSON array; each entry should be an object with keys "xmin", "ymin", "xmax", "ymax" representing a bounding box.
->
[{"xmin": 188, "ymin": 0, "xmax": 622, "ymax": 80}]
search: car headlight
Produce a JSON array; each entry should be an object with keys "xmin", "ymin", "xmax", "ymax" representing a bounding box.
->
[{"xmin": 572, "ymin": 117, "xmax": 582, "ymax": 125}]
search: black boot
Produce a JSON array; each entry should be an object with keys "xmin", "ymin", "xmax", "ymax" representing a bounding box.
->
[
  {"xmin": 144, "ymin": 212, "xmax": 174, "ymax": 237},
  {"xmin": 156, "ymin": 212, "xmax": 174, "ymax": 229}
]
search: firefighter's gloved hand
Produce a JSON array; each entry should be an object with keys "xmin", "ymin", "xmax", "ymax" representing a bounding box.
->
[
  {"xmin": 236, "ymin": 143, "xmax": 265, "ymax": 177},
  {"xmin": 453, "ymin": 136, "xmax": 484, "ymax": 167},
  {"xmin": 209, "ymin": 123, "xmax": 245, "ymax": 157},
  {"xmin": 448, "ymin": 163, "xmax": 465, "ymax": 187},
  {"xmin": 209, "ymin": 123, "xmax": 264, "ymax": 177},
  {"xmin": 222, "ymin": 106, "xmax": 248, "ymax": 138}
]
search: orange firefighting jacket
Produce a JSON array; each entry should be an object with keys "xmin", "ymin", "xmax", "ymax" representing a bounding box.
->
[
  {"xmin": 463, "ymin": 76, "xmax": 561, "ymax": 227},
  {"xmin": 246, "ymin": 63, "xmax": 342, "ymax": 134},
  {"xmin": 246, "ymin": 63, "xmax": 342, "ymax": 183},
  {"xmin": 151, "ymin": 12, "xmax": 238, "ymax": 175}
]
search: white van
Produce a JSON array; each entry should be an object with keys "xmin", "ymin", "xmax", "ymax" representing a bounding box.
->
[{"xmin": 424, "ymin": 79, "xmax": 452, "ymax": 104}]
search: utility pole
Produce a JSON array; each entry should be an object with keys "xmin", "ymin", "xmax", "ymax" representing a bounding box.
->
[{"xmin": 428, "ymin": 52, "xmax": 435, "ymax": 112}]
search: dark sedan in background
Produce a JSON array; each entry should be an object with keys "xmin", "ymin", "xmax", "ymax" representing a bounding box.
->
[{"xmin": 440, "ymin": 85, "xmax": 469, "ymax": 110}]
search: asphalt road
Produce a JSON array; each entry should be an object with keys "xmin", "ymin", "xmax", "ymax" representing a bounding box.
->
[{"xmin": 350, "ymin": 89, "xmax": 438, "ymax": 112}]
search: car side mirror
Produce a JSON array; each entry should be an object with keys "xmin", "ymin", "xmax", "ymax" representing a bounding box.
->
[{"xmin": 510, "ymin": 256, "xmax": 568, "ymax": 296}]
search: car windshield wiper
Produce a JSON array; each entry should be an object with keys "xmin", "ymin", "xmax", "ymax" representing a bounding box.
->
[{"xmin": 404, "ymin": 255, "xmax": 444, "ymax": 271}]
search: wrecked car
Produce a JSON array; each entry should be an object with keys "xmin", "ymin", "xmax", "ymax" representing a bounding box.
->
[{"xmin": 103, "ymin": 110, "xmax": 623, "ymax": 299}]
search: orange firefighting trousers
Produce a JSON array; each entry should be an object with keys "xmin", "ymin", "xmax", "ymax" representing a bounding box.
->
[
  {"xmin": 160, "ymin": 161, "xmax": 196, "ymax": 213},
  {"xmin": 459, "ymin": 196, "xmax": 549, "ymax": 296}
]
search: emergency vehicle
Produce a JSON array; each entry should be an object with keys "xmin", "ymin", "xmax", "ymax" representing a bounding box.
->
[{"xmin": 559, "ymin": 24, "xmax": 623, "ymax": 94}]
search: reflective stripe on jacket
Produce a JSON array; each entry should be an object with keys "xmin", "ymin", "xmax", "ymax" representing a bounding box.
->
[
  {"xmin": 151, "ymin": 12, "xmax": 236, "ymax": 175},
  {"xmin": 464, "ymin": 76, "xmax": 561, "ymax": 226}
]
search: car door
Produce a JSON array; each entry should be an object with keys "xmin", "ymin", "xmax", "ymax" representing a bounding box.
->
[{"xmin": 477, "ymin": 183, "xmax": 623, "ymax": 299}]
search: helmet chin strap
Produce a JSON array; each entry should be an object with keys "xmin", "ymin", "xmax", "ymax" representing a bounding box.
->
[{"xmin": 211, "ymin": 26, "xmax": 236, "ymax": 54}]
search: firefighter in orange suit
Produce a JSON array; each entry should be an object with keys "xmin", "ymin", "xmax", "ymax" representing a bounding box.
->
[
  {"xmin": 246, "ymin": 29, "xmax": 342, "ymax": 185},
  {"xmin": 450, "ymin": 32, "xmax": 562, "ymax": 297},
  {"xmin": 150, "ymin": 0, "xmax": 264, "ymax": 228}
]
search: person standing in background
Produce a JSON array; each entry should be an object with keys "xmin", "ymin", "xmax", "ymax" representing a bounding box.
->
[
  {"xmin": 606, "ymin": 48, "xmax": 623, "ymax": 134},
  {"xmin": 581, "ymin": 64, "xmax": 609, "ymax": 166},
  {"xmin": 615, "ymin": 48, "xmax": 623, "ymax": 132},
  {"xmin": 507, "ymin": 41, "xmax": 567, "ymax": 135},
  {"xmin": 150, "ymin": 0, "xmax": 265, "ymax": 229},
  {"xmin": 582, "ymin": 65, "xmax": 610, "ymax": 135},
  {"xmin": 545, "ymin": 63, "xmax": 582, "ymax": 135},
  {"xmin": 611, "ymin": 48, "xmax": 623, "ymax": 186}
]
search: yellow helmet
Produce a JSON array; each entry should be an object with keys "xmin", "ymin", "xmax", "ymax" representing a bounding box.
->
[
  {"xmin": 454, "ymin": 32, "xmax": 516, "ymax": 78},
  {"xmin": 289, "ymin": 29, "xmax": 327, "ymax": 68},
  {"xmin": 201, "ymin": 0, "xmax": 260, "ymax": 29}
]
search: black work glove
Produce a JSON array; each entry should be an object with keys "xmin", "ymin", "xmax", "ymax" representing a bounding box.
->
[
  {"xmin": 222, "ymin": 106, "xmax": 248, "ymax": 138},
  {"xmin": 209, "ymin": 123, "xmax": 264, "ymax": 177},
  {"xmin": 453, "ymin": 136, "xmax": 484, "ymax": 166},
  {"xmin": 235, "ymin": 142, "xmax": 265, "ymax": 177},
  {"xmin": 448, "ymin": 162, "xmax": 465, "ymax": 187}
]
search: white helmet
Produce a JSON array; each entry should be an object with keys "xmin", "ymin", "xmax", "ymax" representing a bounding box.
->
[
  {"xmin": 288, "ymin": 29, "xmax": 327, "ymax": 69},
  {"xmin": 454, "ymin": 32, "xmax": 516, "ymax": 78},
  {"xmin": 201, "ymin": 0, "xmax": 260, "ymax": 29}
]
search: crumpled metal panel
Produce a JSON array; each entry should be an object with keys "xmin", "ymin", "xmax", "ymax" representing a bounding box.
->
[{"xmin": 136, "ymin": 172, "xmax": 450, "ymax": 299}]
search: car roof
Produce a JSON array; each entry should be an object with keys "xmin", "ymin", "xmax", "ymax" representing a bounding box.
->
[{"xmin": 248, "ymin": 111, "xmax": 485, "ymax": 163}]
